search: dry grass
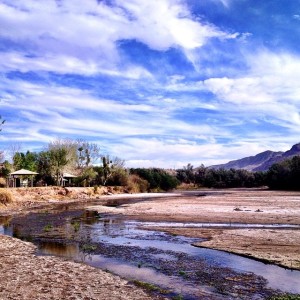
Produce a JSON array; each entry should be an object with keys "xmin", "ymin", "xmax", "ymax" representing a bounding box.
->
[
  {"xmin": 0, "ymin": 188, "xmax": 13, "ymax": 205},
  {"xmin": 127, "ymin": 174, "xmax": 149, "ymax": 193},
  {"xmin": 0, "ymin": 177, "xmax": 7, "ymax": 187}
]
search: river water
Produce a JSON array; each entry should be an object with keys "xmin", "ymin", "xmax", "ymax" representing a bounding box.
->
[{"xmin": 1, "ymin": 208, "xmax": 300, "ymax": 299}]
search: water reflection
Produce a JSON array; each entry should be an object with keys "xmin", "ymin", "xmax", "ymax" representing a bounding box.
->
[
  {"xmin": 39, "ymin": 242, "xmax": 80, "ymax": 258},
  {"xmin": 0, "ymin": 216, "xmax": 13, "ymax": 236},
  {"xmin": 2, "ymin": 209, "xmax": 300, "ymax": 298},
  {"xmin": 39, "ymin": 213, "xmax": 300, "ymax": 295}
]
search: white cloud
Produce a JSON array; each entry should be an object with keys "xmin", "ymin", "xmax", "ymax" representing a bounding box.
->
[
  {"xmin": 0, "ymin": 77, "xmax": 228, "ymax": 145},
  {"xmin": 1, "ymin": 73, "xmax": 299, "ymax": 167},
  {"xmin": 203, "ymin": 51, "xmax": 300, "ymax": 130},
  {"xmin": 293, "ymin": 14, "xmax": 300, "ymax": 20},
  {"xmin": 0, "ymin": 0, "xmax": 237, "ymax": 75},
  {"xmin": 119, "ymin": 0, "xmax": 235, "ymax": 50},
  {"xmin": 113, "ymin": 136, "xmax": 291, "ymax": 168},
  {"xmin": 1, "ymin": 1, "xmax": 299, "ymax": 168},
  {"xmin": 217, "ymin": 0, "xmax": 232, "ymax": 8},
  {"xmin": 0, "ymin": 51, "xmax": 152, "ymax": 78}
]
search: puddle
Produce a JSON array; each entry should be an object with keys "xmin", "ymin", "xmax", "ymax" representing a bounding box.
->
[
  {"xmin": 1, "ymin": 210, "xmax": 300, "ymax": 299},
  {"xmin": 0, "ymin": 216, "xmax": 12, "ymax": 235}
]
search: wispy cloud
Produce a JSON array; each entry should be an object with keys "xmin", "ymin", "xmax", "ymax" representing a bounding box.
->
[
  {"xmin": 0, "ymin": 0, "xmax": 299, "ymax": 167},
  {"xmin": 203, "ymin": 51, "xmax": 300, "ymax": 131},
  {"xmin": 0, "ymin": 0, "xmax": 235, "ymax": 76}
]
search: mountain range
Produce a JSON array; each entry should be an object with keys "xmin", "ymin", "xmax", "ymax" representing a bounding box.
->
[{"xmin": 210, "ymin": 143, "xmax": 300, "ymax": 172}]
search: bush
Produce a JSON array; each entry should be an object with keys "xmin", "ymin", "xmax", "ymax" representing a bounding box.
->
[
  {"xmin": 0, "ymin": 177, "xmax": 7, "ymax": 187},
  {"xmin": 127, "ymin": 174, "xmax": 149, "ymax": 193},
  {"xmin": 0, "ymin": 188, "xmax": 13, "ymax": 205},
  {"xmin": 106, "ymin": 168, "xmax": 129, "ymax": 186},
  {"xmin": 130, "ymin": 168, "xmax": 179, "ymax": 191}
]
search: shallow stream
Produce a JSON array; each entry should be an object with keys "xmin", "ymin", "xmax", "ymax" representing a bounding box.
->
[{"xmin": 1, "ymin": 208, "xmax": 300, "ymax": 299}]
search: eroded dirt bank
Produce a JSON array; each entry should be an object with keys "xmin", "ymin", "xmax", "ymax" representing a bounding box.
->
[
  {"xmin": 0, "ymin": 234, "xmax": 160, "ymax": 300},
  {"xmin": 91, "ymin": 188, "xmax": 300, "ymax": 270},
  {"xmin": 0, "ymin": 186, "xmax": 123, "ymax": 215}
]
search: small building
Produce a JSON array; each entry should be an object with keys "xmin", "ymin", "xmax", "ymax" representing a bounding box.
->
[
  {"xmin": 9, "ymin": 169, "xmax": 39, "ymax": 187},
  {"xmin": 62, "ymin": 172, "xmax": 77, "ymax": 186}
]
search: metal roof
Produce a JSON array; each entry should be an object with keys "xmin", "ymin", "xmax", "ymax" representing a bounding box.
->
[
  {"xmin": 63, "ymin": 172, "xmax": 77, "ymax": 178},
  {"xmin": 10, "ymin": 169, "xmax": 39, "ymax": 175}
]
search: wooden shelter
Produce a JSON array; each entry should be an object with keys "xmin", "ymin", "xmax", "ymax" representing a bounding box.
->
[
  {"xmin": 62, "ymin": 172, "xmax": 77, "ymax": 186},
  {"xmin": 9, "ymin": 169, "xmax": 39, "ymax": 187}
]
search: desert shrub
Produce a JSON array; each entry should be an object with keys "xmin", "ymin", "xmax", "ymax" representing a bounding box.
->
[
  {"xmin": 0, "ymin": 177, "xmax": 7, "ymax": 187},
  {"xmin": 105, "ymin": 168, "xmax": 129, "ymax": 186},
  {"xmin": 113, "ymin": 185, "xmax": 124, "ymax": 193},
  {"xmin": 0, "ymin": 188, "xmax": 13, "ymax": 205},
  {"xmin": 130, "ymin": 168, "xmax": 179, "ymax": 191},
  {"xmin": 93, "ymin": 185, "xmax": 99, "ymax": 194},
  {"xmin": 127, "ymin": 174, "xmax": 149, "ymax": 193}
]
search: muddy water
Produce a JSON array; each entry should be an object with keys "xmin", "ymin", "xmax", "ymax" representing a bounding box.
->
[{"xmin": 1, "ymin": 209, "xmax": 300, "ymax": 299}]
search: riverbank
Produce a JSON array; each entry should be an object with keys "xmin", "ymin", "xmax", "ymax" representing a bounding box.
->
[
  {"xmin": 1, "ymin": 187, "xmax": 300, "ymax": 298},
  {"xmin": 0, "ymin": 186, "xmax": 122, "ymax": 215},
  {"xmin": 90, "ymin": 188, "xmax": 300, "ymax": 270},
  {"xmin": 0, "ymin": 187, "xmax": 169, "ymax": 300},
  {"xmin": 0, "ymin": 234, "xmax": 161, "ymax": 300}
]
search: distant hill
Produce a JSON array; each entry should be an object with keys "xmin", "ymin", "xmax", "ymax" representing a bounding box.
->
[{"xmin": 210, "ymin": 143, "xmax": 300, "ymax": 172}]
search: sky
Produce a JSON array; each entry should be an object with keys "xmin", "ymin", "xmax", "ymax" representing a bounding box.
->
[{"xmin": 1, "ymin": 0, "xmax": 300, "ymax": 168}]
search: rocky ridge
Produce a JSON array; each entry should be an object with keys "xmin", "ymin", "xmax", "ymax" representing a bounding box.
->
[{"xmin": 210, "ymin": 143, "xmax": 300, "ymax": 171}]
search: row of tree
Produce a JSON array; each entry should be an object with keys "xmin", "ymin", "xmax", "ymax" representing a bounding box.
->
[
  {"xmin": 266, "ymin": 156, "xmax": 300, "ymax": 190},
  {"xmin": 176, "ymin": 164, "xmax": 266, "ymax": 188},
  {"xmin": 0, "ymin": 138, "xmax": 124, "ymax": 187},
  {"xmin": 0, "ymin": 139, "xmax": 179, "ymax": 191},
  {"xmin": 1, "ymin": 136, "xmax": 300, "ymax": 191},
  {"xmin": 176, "ymin": 157, "xmax": 300, "ymax": 190}
]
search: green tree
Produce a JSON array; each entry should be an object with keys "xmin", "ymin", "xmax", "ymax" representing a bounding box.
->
[
  {"xmin": 36, "ymin": 151, "xmax": 54, "ymax": 185},
  {"xmin": 49, "ymin": 148, "xmax": 69, "ymax": 186},
  {"xmin": 77, "ymin": 166, "xmax": 97, "ymax": 187},
  {"xmin": 130, "ymin": 168, "xmax": 179, "ymax": 191},
  {"xmin": 267, "ymin": 156, "xmax": 300, "ymax": 190},
  {"xmin": 0, "ymin": 160, "xmax": 12, "ymax": 177},
  {"xmin": 176, "ymin": 163, "xmax": 195, "ymax": 184},
  {"xmin": 13, "ymin": 151, "xmax": 38, "ymax": 171},
  {"xmin": 101, "ymin": 155, "xmax": 113, "ymax": 185}
]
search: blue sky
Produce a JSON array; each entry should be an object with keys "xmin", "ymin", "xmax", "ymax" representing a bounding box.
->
[{"xmin": 1, "ymin": 0, "xmax": 300, "ymax": 168}]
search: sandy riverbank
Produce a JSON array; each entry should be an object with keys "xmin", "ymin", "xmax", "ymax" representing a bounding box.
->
[
  {"xmin": 0, "ymin": 234, "xmax": 163, "ymax": 300},
  {"xmin": 0, "ymin": 187, "xmax": 169, "ymax": 300},
  {"xmin": 0, "ymin": 186, "xmax": 121, "ymax": 215},
  {"xmin": 90, "ymin": 188, "xmax": 300, "ymax": 270},
  {"xmin": 1, "ymin": 187, "xmax": 300, "ymax": 299}
]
